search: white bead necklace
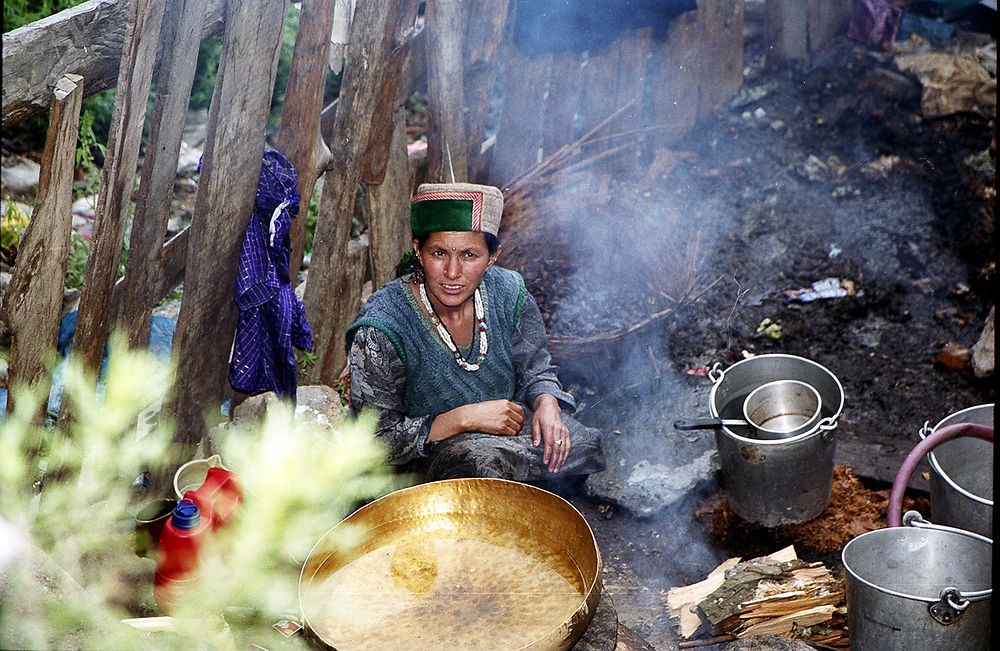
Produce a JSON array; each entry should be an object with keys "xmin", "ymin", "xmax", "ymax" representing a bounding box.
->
[{"xmin": 417, "ymin": 280, "xmax": 488, "ymax": 371}]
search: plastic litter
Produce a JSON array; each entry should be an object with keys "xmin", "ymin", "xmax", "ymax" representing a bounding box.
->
[{"xmin": 784, "ymin": 278, "xmax": 862, "ymax": 303}]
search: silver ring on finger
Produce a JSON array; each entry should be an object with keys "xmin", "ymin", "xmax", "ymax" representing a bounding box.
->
[{"xmin": 555, "ymin": 439, "xmax": 563, "ymax": 446}]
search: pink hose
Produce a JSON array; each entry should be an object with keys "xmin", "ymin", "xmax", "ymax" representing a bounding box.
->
[{"xmin": 888, "ymin": 422, "xmax": 994, "ymax": 527}]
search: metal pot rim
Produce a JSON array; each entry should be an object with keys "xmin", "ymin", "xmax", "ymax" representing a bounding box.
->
[
  {"xmin": 842, "ymin": 526, "xmax": 993, "ymax": 604},
  {"xmin": 709, "ymin": 354, "xmax": 843, "ymax": 444},
  {"xmin": 919, "ymin": 404, "xmax": 994, "ymax": 507}
]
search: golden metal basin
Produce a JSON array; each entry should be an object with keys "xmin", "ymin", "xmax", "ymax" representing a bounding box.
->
[{"xmin": 299, "ymin": 478, "xmax": 602, "ymax": 650}]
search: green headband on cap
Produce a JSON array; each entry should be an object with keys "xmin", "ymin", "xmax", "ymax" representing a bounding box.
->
[{"xmin": 410, "ymin": 182, "xmax": 504, "ymax": 236}]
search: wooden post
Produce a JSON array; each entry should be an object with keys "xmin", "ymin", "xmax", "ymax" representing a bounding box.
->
[
  {"xmin": 120, "ymin": 0, "xmax": 209, "ymax": 349},
  {"xmin": 274, "ymin": 0, "xmax": 337, "ymax": 284},
  {"xmin": 0, "ymin": 73, "xmax": 83, "ymax": 421},
  {"xmin": 764, "ymin": 0, "xmax": 848, "ymax": 65},
  {"xmin": 366, "ymin": 106, "xmax": 413, "ymax": 290},
  {"xmin": 170, "ymin": 0, "xmax": 290, "ymax": 449},
  {"xmin": 425, "ymin": 0, "xmax": 469, "ymax": 182},
  {"xmin": 302, "ymin": 0, "xmax": 422, "ymax": 385},
  {"xmin": 462, "ymin": 0, "xmax": 511, "ymax": 182},
  {"xmin": 61, "ymin": 0, "xmax": 167, "ymax": 425}
]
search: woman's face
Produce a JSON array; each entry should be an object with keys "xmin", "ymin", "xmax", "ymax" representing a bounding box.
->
[{"xmin": 415, "ymin": 231, "xmax": 497, "ymax": 312}]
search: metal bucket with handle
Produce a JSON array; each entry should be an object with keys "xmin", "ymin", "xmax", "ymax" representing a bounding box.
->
[
  {"xmin": 917, "ymin": 404, "xmax": 993, "ymax": 538},
  {"xmin": 842, "ymin": 420, "xmax": 993, "ymax": 650}
]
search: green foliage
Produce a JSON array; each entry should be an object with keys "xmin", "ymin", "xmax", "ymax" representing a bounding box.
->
[
  {"xmin": 0, "ymin": 334, "xmax": 394, "ymax": 649},
  {"xmin": 190, "ymin": 36, "xmax": 222, "ymax": 112},
  {"xmin": 1, "ymin": 200, "xmax": 31, "ymax": 266},
  {"xmin": 64, "ymin": 233, "xmax": 90, "ymax": 291},
  {"xmin": 2, "ymin": 0, "xmax": 88, "ymax": 33},
  {"xmin": 303, "ymin": 184, "xmax": 322, "ymax": 256}
]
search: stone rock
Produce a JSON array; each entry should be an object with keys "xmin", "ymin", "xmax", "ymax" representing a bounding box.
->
[
  {"xmin": 725, "ymin": 635, "xmax": 814, "ymax": 650},
  {"xmin": 295, "ymin": 384, "xmax": 347, "ymax": 430},
  {"xmin": 0, "ymin": 154, "xmax": 41, "ymax": 197},
  {"xmin": 971, "ymin": 306, "xmax": 994, "ymax": 378},
  {"xmin": 229, "ymin": 391, "xmax": 281, "ymax": 426}
]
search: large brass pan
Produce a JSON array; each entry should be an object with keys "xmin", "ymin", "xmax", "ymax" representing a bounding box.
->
[{"xmin": 299, "ymin": 478, "xmax": 602, "ymax": 650}]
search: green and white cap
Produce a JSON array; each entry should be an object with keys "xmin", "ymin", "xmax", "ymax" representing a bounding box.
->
[{"xmin": 410, "ymin": 182, "xmax": 504, "ymax": 236}]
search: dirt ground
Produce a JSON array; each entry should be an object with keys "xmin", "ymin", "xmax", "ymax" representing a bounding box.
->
[{"xmin": 550, "ymin": 22, "xmax": 995, "ymax": 651}]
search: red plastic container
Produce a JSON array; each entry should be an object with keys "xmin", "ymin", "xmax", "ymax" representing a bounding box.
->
[
  {"xmin": 184, "ymin": 466, "xmax": 242, "ymax": 527},
  {"xmin": 154, "ymin": 498, "xmax": 210, "ymax": 613},
  {"xmin": 154, "ymin": 467, "xmax": 242, "ymax": 612}
]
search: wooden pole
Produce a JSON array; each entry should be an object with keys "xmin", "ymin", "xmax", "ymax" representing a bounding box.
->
[
  {"xmin": 462, "ymin": 0, "xmax": 511, "ymax": 182},
  {"xmin": 120, "ymin": 0, "xmax": 209, "ymax": 349},
  {"xmin": 1, "ymin": 73, "xmax": 83, "ymax": 422},
  {"xmin": 1, "ymin": 0, "xmax": 225, "ymax": 130},
  {"xmin": 60, "ymin": 0, "xmax": 167, "ymax": 428},
  {"xmin": 365, "ymin": 106, "xmax": 412, "ymax": 290},
  {"xmin": 424, "ymin": 0, "xmax": 469, "ymax": 182},
  {"xmin": 274, "ymin": 0, "xmax": 337, "ymax": 284},
  {"xmin": 301, "ymin": 0, "xmax": 421, "ymax": 384},
  {"xmin": 169, "ymin": 0, "xmax": 290, "ymax": 449}
]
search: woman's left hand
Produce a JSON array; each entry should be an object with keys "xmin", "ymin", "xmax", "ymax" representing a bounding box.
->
[{"xmin": 531, "ymin": 394, "xmax": 570, "ymax": 472}]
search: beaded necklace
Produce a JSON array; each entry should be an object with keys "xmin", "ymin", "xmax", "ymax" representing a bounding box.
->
[{"xmin": 417, "ymin": 280, "xmax": 488, "ymax": 371}]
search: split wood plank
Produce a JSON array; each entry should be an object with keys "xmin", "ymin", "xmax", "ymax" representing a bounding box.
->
[
  {"xmin": 170, "ymin": 0, "xmax": 291, "ymax": 448},
  {"xmin": 302, "ymin": 0, "xmax": 422, "ymax": 385},
  {"xmin": 120, "ymin": 0, "xmax": 209, "ymax": 350},
  {"xmin": 739, "ymin": 604, "xmax": 837, "ymax": 637},
  {"xmin": 693, "ymin": 0, "xmax": 744, "ymax": 117},
  {"xmin": 1, "ymin": 0, "xmax": 225, "ymax": 130},
  {"xmin": 462, "ymin": 0, "xmax": 512, "ymax": 181},
  {"xmin": 366, "ymin": 107, "xmax": 413, "ymax": 290},
  {"xmin": 1, "ymin": 73, "xmax": 83, "ymax": 421},
  {"xmin": 666, "ymin": 556, "xmax": 742, "ymax": 638},
  {"xmin": 425, "ymin": 0, "xmax": 470, "ymax": 182},
  {"xmin": 62, "ymin": 0, "xmax": 168, "ymax": 422},
  {"xmin": 274, "ymin": 0, "xmax": 336, "ymax": 283}
]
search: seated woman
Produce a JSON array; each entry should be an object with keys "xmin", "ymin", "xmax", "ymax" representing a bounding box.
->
[{"xmin": 346, "ymin": 182, "xmax": 605, "ymax": 492}]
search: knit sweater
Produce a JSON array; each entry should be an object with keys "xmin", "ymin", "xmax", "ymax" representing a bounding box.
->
[{"xmin": 346, "ymin": 266, "xmax": 527, "ymax": 418}]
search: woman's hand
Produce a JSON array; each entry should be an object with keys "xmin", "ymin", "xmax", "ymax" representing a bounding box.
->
[
  {"xmin": 428, "ymin": 400, "xmax": 525, "ymax": 441},
  {"xmin": 531, "ymin": 394, "xmax": 570, "ymax": 472}
]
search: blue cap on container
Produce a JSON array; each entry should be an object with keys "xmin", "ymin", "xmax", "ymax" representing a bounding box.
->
[{"xmin": 171, "ymin": 498, "xmax": 201, "ymax": 529}]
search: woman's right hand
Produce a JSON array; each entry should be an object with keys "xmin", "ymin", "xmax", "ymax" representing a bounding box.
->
[{"xmin": 428, "ymin": 400, "xmax": 525, "ymax": 441}]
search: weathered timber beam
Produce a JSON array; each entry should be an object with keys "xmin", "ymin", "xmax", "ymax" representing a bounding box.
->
[
  {"xmin": 0, "ymin": 74, "xmax": 83, "ymax": 422},
  {"xmin": 274, "ymin": 0, "xmax": 337, "ymax": 284},
  {"xmin": 302, "ymin": 0, "xmax": 422, "ymax": 385},
  {"xmin": 61, "ymin": 0, "xmax": 168, "ymax": 427},
  {"xmin": 1, "ymin": 0, "xmax": 225, "ymax": 130},
  {"xmin": 170, "ymin": 0, "xmax": 290, "ymax": 449},
  {"xmin": 424, "ymin": 0, "xmax": 469, "ymax": 182},
  {"xmin": 462, "ymin": 0, "xmax": 511, "ymax": 181},
  {"xmin": 120, "ymin": 0, "xmax": 209, "ymax": 349}
]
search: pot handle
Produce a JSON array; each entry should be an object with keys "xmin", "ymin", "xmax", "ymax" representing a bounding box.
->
[
  {"xmin": 888, "ymin": 422, "xmax": 993, "ymax": 527},
  {"xmin": 674, "ymin": 418, "xmax": 723, "ymax": 430},
  {"xmin": 818, "ymin": 417, "xmax": 837, "ymax": 442},
  {"xmin": 901, "ymin": 511, "xmax": 993, "ymax": 609},
  {"xmin": 707, "ymin": 362, "xmax": 725, "ymax": 384}
]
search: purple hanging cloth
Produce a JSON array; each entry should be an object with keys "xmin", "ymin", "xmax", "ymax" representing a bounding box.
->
[
  {"xmin": 847, "ymin": 0, "xmax": 903, "ymax": 49},
  {"xmin": 228, "ymin": 148, "xmax": 312, "ymax": 402}
]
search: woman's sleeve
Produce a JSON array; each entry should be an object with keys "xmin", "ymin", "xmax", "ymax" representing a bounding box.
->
[
  {"xmin": 511, "ymin": 291, "xmax": 576, "ymax": 412},
  {"xmin": 348, "ymin": 325, "xmax": 434, "ymax": 464}
]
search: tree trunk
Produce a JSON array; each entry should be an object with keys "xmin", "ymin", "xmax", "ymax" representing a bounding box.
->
[
  {"xmin": 1, "ymin": 0, "xmax": 225, "ymax": 129},
  {"xmin": 120, "ymin": 0, "xmax": 209, "ymax": 349},
  {"xmin": 302, "ymin": 0, "xmax": 421, "ymax": 385},
  {"xmin": 169, "ymin": 0, "xmax": 290, "ymax": 449},
  {"xmin": 61, "ymin": 0, "xmax": 168, "ymax": 428},
  {"xmin": 1, "ymin": 74, "xmax": 83, "ymax": 423},
  {"xmin": 274, "ymin": 0, "xmax": 337, "ymax": 284}
]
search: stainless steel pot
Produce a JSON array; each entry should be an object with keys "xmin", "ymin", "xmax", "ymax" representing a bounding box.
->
[
  {"xmin": 674, "ymin": 379, "xmax": 822, "ymax": 440},
  {"xmin": 842, "ymin": 512, "xmax": 992, "ymax": 651},
  {"xmin": 707, "ymin": 354, "xmax": 844, "ymax": 526},
  {"xmin": 918, "ymin": 404, "xmax": 993, "ymax": 538}
]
